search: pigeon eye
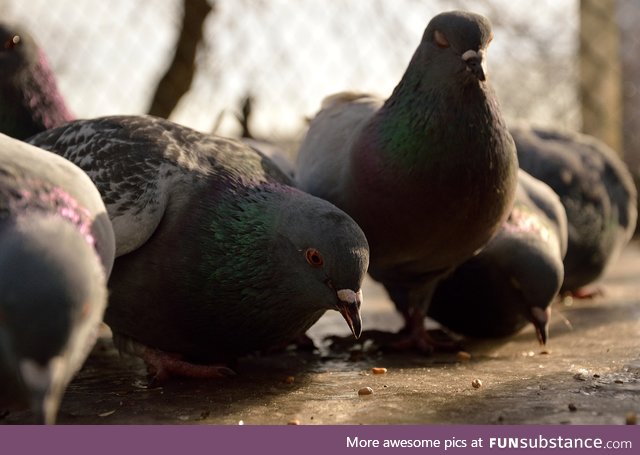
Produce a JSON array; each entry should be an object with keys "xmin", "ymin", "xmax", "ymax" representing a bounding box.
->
[
  {"xmin": 434, "ymin": 30, "xmax": 449, "ymax": 48},
  {"xmin": 305, "ymin": 248, "xmax": 324, "ymax": 267},
  {"xmin": 3, "ymin": 35, "xmax": 21, "ymax": 50}
]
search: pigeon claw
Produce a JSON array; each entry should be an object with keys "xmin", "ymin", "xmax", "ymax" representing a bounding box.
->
[{"xmin": 140, "ymin": 347, "xmax": 236, "ymax": 385}]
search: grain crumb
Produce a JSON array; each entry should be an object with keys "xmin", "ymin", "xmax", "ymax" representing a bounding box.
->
[
  {"xmin": 358, "ymin": 387, "xmax": 374, "ymax": 396},
  {"xmin": 625, "ymin": 412, "xmax": 637, "ymax": 425},
  {"xmin": 284, "ymin": 375, "xmax": 295, "ymax": 384},
  {"xmin": 371, "ymin": 367, "xmax": 387, "ymax": 375},
  {"xmin": 456, "ymin": 351, "xmax": 472, "ymax": 361},
  {"xmin": 287, "ymin": 419, "xmax": 301, "ymax": 425},
  {"xmin": 471, "ymin": 379, "xmax": 482, "ymax": 389}
]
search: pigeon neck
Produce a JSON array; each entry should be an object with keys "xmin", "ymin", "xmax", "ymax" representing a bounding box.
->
[
  {"xmin": 0, "ymin": 50, "xmax": 73, "ymax": 139},
  {"xmin": 370, "ymin": 74, "xmax": 497, "ymax": 172}
]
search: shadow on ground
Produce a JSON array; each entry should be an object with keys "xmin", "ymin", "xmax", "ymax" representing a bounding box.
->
[{"xmin": 3, "ymin": 243, "xmax": 640, "ymax": 425}]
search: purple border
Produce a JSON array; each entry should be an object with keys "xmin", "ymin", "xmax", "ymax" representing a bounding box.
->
[{"xmin": 1, "ymin": 425, "xmax": 637, "ymax": 454}]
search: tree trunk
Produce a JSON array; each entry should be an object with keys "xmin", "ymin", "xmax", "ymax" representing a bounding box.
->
[
  {"xmin": 148, "ymin": 0, "xmax": 213, "ymax": 118},
  {"xmin": 579, "ymin": 0, "xmax": 623, "ymax": 153}
]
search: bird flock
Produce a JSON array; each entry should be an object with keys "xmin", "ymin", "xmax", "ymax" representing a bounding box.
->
[{"xmin": 0, "ymin": 11, "xmax": 637, "ymax": 424}]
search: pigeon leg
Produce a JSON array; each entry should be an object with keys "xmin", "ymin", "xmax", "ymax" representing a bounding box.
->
[
  {"xmin": 563, "ymin": 286, "xmax": 603, "ymax": 300},
  {"xmin": 390, "ymin": 308, "xmax": 461, "ymax": 353},
  {"xmin": 140, "ymin": 347, "xmax": 236, "ymax": 384}
]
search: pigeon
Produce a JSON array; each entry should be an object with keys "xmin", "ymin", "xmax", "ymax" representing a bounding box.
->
[
  {"xmin": 295, "ymin": 11, "xmax": 518, "ymax": 352},
  {"xmin": 0, "ymin": 133, "xmax": 115, "ymax": 424},
  {"xmin": 512, "ymin": 124, "xmax": 638, "ymax": 295},
  {"xmin": 28, "ymin": 115, "xmax": 369, "ymax": 381},
  {"xmin": 0, "ymin": 22, "xmax": 73, "ymax": 140},
  {"xmin": 429, "ymin": 170, "xmax": 568, "ymax": 344}
]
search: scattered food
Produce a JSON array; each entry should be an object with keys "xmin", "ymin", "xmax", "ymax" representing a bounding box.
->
[
  {"xmin": 456, "ymin": 351, "xmax": 472, "ymax": 361},
  {"xmin": 371, "ymin": 367, "xmax": 387, "ymax": 375},
  {"xmin": 625, "ymin": 412, "xmax": 637, "ymax": 425},
  {"xmin": 358, "ymin": 387, "xmax": 374, "ymax": 396},
  {"xmin": 472, "ymin": 379, "xmax": 482, "ymax": 389},
  {"xmin": 284, "ymin": 376, "xmax": 295, "ymax": 384},
  {"xmin": 568, "ymin": 403, "xmax": 577, "ymax": 412},
  {"xmin": 539, "ymin": 350, "xmax": 550, "ymax": 355},
  {"xmin": 287, "ymin": 419, "xmax": 301, "ymax": 425}
]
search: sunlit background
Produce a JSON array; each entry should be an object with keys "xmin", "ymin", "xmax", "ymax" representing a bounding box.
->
[{"xmin": 3, "ymin": 0, "xmax": 639, "ymax": 172}]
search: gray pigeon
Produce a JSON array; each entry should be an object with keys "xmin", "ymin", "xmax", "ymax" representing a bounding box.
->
[
  {"xmin": 0, "ymin": 133, "xmax": 114, "ymax": 424},
  {"xmin": 429, "ymin": 170, "xmax": 568, "ymax": 344},
  {"xmin": 0, "ymin": 22, "xmax": 73, "ymax": 140},
  {"xmin": 28, "ymin": 115, "xmax": 369, "ymax": 381},
  {"xmin": 295, "ymin": 11, "xmax": 518, "ymax": 352},
  {"xmin": 512, "ymin": 124, "xmax": 637, "ymax": 295}
]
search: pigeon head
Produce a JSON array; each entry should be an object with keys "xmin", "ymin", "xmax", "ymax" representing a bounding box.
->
[
  {"xmin": 418, "ymin": 10, "xmax": 494, "ymax": 83},
  {"xmin": 0, "ymin": 215, "xmax": 107, "ymax": 424},
  {"xmin": 488, "ymin": 216, "xmax": 564, "ymax": 345},
  {"xmin": 0, "ymin": 23, "xmax": 39, "ymax": 78},
  {"xmin": 275, "ymin": 191, "xmax": 370, "ymax": 338}
]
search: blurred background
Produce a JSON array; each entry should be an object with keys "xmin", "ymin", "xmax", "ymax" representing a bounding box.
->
[{"xmin": 2, "ymin": 0, "xmax": 639, "ymax": 173}]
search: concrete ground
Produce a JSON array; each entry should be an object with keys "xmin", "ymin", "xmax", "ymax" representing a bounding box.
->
[{"xmin": 3, "ymin": 242, "xmax": 640, "ymax": 425}]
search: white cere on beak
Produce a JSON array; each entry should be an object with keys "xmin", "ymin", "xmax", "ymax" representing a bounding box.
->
[
  {"xmin": 20, "ymin": 358, "xmax": 55, "ymax": 393},
  {"xmin": 462, "ymin": 49, "xmax": 488, "ymax": 78},
  {"xmin": 337, "ymin": 288, "xmax": 363, "ymax": 304}
]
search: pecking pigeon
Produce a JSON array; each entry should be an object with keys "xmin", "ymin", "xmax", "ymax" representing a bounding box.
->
[
  {"xmin": 0, "ymin": 22, "xmax": 73, "ymax": 140},
  {"xmin": 0, "ymin": 133, "xmax": 114, "ymax": 424},
  {"xmin": 429, "ymin": 170, "xmax": 568, "ymax": 344},
  {"xmin": 295, "ymin": 11, "xmax": 518, "ymax": 352},
  {"xmin": 512, "ymin": 124, "xmax": 637, "ymax": 295},
  {"xmin": 28, "ymin": 115, "xmax": 369, "ymax": 381}
]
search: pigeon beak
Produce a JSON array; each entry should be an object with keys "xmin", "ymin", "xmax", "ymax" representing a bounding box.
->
[
  {"xmin": 462, "ymin": 49, "xmax": 486, "ymax": 81},
  {"xmin": 530, "ymin": 306, "xmax": 550, "ymax": 345},
  {"xmin": 20, "ymin": 358, "xmax": 61, "ymax": 425},
  {"xmin": 335, "ymin": 289, "xmax": 363, "ymax": 339}
]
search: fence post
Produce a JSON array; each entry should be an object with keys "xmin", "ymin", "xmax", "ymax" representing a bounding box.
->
[{"xmin": 579, "ymin": 0, "xmax": 623, "ymax": 155}]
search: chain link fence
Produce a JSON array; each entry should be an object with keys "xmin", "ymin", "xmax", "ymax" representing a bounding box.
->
[{"xmin": 4, "ymin": 0, "xmax": 631, "ymax": 162}]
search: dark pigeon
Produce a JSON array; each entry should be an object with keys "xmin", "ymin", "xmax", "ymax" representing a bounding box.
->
[
  {"xmin": 429, "ymin": 170, "xmax": 568, "ymax": 344},
  {"xmin": 28, "ymin": 115, "xmax": 369, "ymax": 381},
  {"xmin": 295, "ymin": 11, "xmax": 518, "ymax": 352},
  {"xmin": 0, "ymin": 22, "xmax": 73, "ymax": 140},
  {"xmin": 0, "ymin": 133, "xmax": 115, "ymax": 424},
  {"xmin": 512, "ymin": 124, "xmax": 637, "ymax": 295}
]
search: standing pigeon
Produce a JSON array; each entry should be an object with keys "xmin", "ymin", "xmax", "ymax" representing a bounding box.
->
[
  {"xmin": 0, "ymin": 22, "xmax": 73, "ymax": 140},
  {"xmin": 0, "ymin": 133, "xmax": 114, "ymax": 424},
  {"xmin": 295, "ymin": 11, "xmax": 518, "ymax": 352},
  {"xmin": 512, "ymin": 124, "xmax": 637, "ymax": 295},
  {"xmin": 28, "ymin": 115, "xmax": 369, "ymax": 381},
  {"xmin": 429, "ymin": 170, "xmax": 568, "ymax": 344}
]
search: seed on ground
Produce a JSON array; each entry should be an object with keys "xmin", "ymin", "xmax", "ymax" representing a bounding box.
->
[
  {"xmin": 358, "ymin": 387, "xmax": 374, "ymax": 396},
  {"xmin": 371, "ymin": 367, "xmax": 387, "ymax": 375},
  {"xmin": 287, "ymin": 419, "xmax": 300, "ymax": 425},
  {"xmin": 456, "ymin": 351, "xmax": 472, "ymax": 361},
  {"xmin": 625, "ymin": 411, "xmax": 637, "ymax": 425},
  {"xmin": 471, "ymin": 379, "xmax": 482, "ymax": 389}
]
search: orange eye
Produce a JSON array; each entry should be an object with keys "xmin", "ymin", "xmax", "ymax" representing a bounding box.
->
[
  {"xmin": 434, "ymin": 30, "xmax": 449, "ymax": 48},
  {"xmin": 305, "ymin": 248, "xmax": 324, "ymax": 267}
]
